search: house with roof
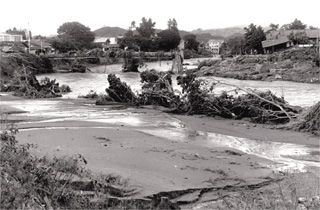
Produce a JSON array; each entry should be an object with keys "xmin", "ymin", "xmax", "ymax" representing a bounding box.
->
[
  {"xmin": 262, "ymin": 29, "xmax": 320, "ymax": 53},
  {"xmin": 205, "ymin": 39, "xmax": 224, "ymax": 54},
  {"xmin": 29, "ymin": 40, "xmax": 53, "ymax": 54},
  {"xmin": 0, "ymin": 32, "xmax": 23, "ymax": 42},
  {"xmin": 94, "ymin": 36, "xmax": 119, "ymax": 51}
]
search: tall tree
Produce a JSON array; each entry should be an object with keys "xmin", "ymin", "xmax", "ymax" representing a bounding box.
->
[
  {"xmin": 288, "ymin": 18, "xmax": 307, "ymax": 30},
  {"xmin": 225, "ymin": 35, "xmax": 245, "ymax": 55},
  {"xmin": 167, "ymin": 18, "xmax": 178, "ymax": 32},
  {"xmin": 244, "ymin": 24, "xmax": 266, "ymax": 54},
  {"xmin": 183, "ymin": 34, "xmax": 199, "ymax": 51},
  {"xmin": 125, "ymin": 21, "xmax": 136, "ymax": 37},
  {"xmin": 55, "ymin": 22, "xmax": 95, "ymax": 50},
  {"xmin": 266, "ymin": 23, "xmax": 279, "ymax": 34},
  {"xmin": 136, "ymin": 17, "xmax": 156, "ymax": 38},
  {"xmin": 157, "ymin": 18, "xmax": 181, "ymax": 51},
  {"xmin": 287, "ymin": 31, "xmax": 309, "ymax": 45},
  {"xmin": 157, "ymin": 30, "xmax": 181, "ymax": 51}
]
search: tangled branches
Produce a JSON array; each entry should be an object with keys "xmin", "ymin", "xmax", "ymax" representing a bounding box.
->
[
  {"xmin": 288, "ymin": 101, "xmax": 320, "ymax": 136},
  {"xmin": 101, "ymin": 71, "xmax": 301, "ymax": 125},
  {"xmin": 138, "ymin": 70, "xmax": 180, "ymax": 108},
  {"xmin": 7, "ymin": 52, "xmax": 53, "ymax": 74},
  {"xmin": 175, "ymin": 72, "xmax": 300, "ymax": 124},
  {"xmin": 105, "ymin": 74, "xmax": 137, "ymax": 103},
  {"xmin": 1, "ymin": 69, "xmax": 71, "ymax": 98}
]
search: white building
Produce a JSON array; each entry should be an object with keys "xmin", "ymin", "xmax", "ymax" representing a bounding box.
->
[
  {"xmin": 94, "ymin": 37, "xmax": 119, "ymax": 51},
  {"xmin": 206, "ymin": 39, "xmax": 224, "ymax": 54},
  {"xmin": 0, "ymin": 33, "xmax": 23, "ymax": 42}
]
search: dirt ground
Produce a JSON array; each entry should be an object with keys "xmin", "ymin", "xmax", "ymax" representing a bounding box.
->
[{"xmin": 1, "ymin": 93, "xmax": 319, "ymax": 209}]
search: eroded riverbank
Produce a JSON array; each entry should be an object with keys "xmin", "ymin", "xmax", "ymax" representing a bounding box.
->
[{"xmin": 1, "ymin": 93, "xmax": 319, "ymax": 208}]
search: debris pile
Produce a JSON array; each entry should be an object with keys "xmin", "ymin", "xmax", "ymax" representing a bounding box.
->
[
  {"xmin": 0, "ymin": 52, "xmax": 53, "ymax": 80},
  {"xmin": 288, "ymin": 101, "xmax": 320, "ymax": 136},
  {"xmin": 100, "ymin": 71, "xmax": 300, "ymax": 125},
  {"xmin": 2, "ymin": 72, "xmax": 71, "ymax": 98},
  {"xmin": 105, "ymin": 74, "xmax": 137, "ymax": 103},
  {"xmin": 272, "ymin": 48, "xmax": 317, "ymax": 62},
  {"xmin": 138, "ymin": 70, "xmax": 180, "ymax": 108},
  {"xmin": 0, "ymin": 52, "xmax": 71, "ymax": 98},
  {"xmin": 176, "ymin": 72, "xmax": 300, "ymax": 124},
  {"xmin": 197, "ymin": 48, "xmax": 320, "ymax": 83},
  {"xmin": 197, "ymin": 59, "xmax": 220, "ymax": 70}
]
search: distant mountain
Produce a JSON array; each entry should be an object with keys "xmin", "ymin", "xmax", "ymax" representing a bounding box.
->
[
  {"xmin": 225, "ymin": 32, "xmax": 244, "ymax": 40},
  {"xmin": 195, "ymin": 33, "xmax": 218, "ymax": 43},
  {"xmin": 192, "ymin": 27, "xmax": 245, "ymax": 38},
  {"xmin": 179, "ymin": 30, "xmax": 193, "ymax": 38},
  {"xmin": 94, "ymin": 26, "xmax": 127, "ymax": 37}
]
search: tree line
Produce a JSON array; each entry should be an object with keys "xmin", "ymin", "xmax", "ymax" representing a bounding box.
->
[
  {"xmin": 45, "ymin": 18, "xmax": 200, "ymax": 53},
  {"xmin": 5, "ymin": 18, "xmax": 317, "ymax": 55},
  {"xmin": 221, "ymin": 18, "xmax": 318, "ymax": 56}
]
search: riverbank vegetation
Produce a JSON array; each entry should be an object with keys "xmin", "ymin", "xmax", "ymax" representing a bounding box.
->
[
  {"xmin": 0, "ymin": 123, "xmax": 179, "ymax": 209},
  {"xmin": 0, "ymin": 52, "xmax": 71, "ymax": 98}
]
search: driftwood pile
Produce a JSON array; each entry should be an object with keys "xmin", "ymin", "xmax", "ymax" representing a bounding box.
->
[
  {"xmin": 1, "ymin": 70, "xmax": 71, "ymax": 98},
  {"xmin": 138, "ymin": 70, "xmax": 180, "ymax": 108},
  {"xmin": 176, "ymin": 72, "xmax": 300, "ymax": 124},
  {"xmin": 1, "ymin": 52, "xmax": 53, "ymax": 76},
  {"xmin": 105, "ymin": 74, "xmax": 137, "ymax": 103},
  {"xmin": 102, "ymin": 71, "xmax": 301, "ymax": 125},
  {"xmin": 288, "ymin": 101, "xmax": 320, "ymax": 136},
  {"xmin": 0, "ymin": 52, "xmax": 70, "ymax": 98}
]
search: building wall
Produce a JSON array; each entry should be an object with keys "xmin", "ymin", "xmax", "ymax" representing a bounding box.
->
[{"xmin": 0, "ymin": 33, "xmax": 23, "ymax": 42}]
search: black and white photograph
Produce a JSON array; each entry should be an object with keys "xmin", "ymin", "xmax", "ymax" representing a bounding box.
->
[{"xmin": 0, "ymin": 0, "xmax": 319, "ymax": 209}]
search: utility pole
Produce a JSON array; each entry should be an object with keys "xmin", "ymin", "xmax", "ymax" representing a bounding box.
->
[{"xmin": 28, "ymin": 22, "xmax": 31, "ymax": 53}]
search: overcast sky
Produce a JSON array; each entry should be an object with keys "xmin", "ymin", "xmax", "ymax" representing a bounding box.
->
[{"xmin": 1, "ymin": 0, "xmax": 319, "ymax": 36}]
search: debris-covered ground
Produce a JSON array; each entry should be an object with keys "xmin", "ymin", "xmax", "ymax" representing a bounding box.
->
[
  {"xmin": 198, "ymin": 48, "xmax": 320, "ymax": 83},
  {"xmin": 0, "ymin": 52, "xmax": 71, "ymax": 98},
  {"xmin": 287, "ymin": 101, "xmax": 320, "ymax": 136},
  {"xmin": 102, "ymin": 70, "xmax": 302, "ymax": 126}
]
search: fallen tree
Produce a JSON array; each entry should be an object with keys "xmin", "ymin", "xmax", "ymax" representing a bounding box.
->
[
  {"xmin": 105, "ymin": 74, "xmax": 137, "ymax": 103},
  {"xmin": 99, "ymin": 71, "xmax": 301, "ymax": 125},
  {"xmin": 138, "ymin": 69, "xmax": 181, "ymax": 108},
  {"xmin": 0, "ymin": 51, "xmax": 71, "ymax": 98},
  {"xmin": 0, "ymin": 52, "xmax": 53, "ymax": 78},
  {"xmin": 1, "ymin": 67, "xmax": 71, "ymax": 98},
  {"xmin": 175, "ymin": 72, "xmax": 301, "ymax": 124}
]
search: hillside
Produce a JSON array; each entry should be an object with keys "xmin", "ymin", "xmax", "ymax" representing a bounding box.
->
[
  {"xmin": 94, "ymin": 26, "xmax": 127, "ymax": 37},
  {"xmin": 179, "ymin": 30, "xmax": 192, "ymax": 38},
  {"xmin": 192, "ymin": 27, "xmax": 244, "ymax": 38},
  {"xmin": 195, "ymin": 33, "xmax": 225, "ymax": 43}
]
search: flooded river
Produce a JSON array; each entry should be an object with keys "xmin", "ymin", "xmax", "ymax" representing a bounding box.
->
[
  {"xmin": 37, "ymin": 59, "xmax": 320, "ymax": 107},
  {"xmin": 2, "ymin": 59, "xmax": 318, "ymax": 174}
]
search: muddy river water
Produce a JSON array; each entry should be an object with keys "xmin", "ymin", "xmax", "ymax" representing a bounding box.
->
[
  {"xmin": 2, "ymin": 59, "xmax": 318, "ymax": 175},
  {"xmin": 37, "ymin": 59, "xmax": 320, "ymax": 107}
]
